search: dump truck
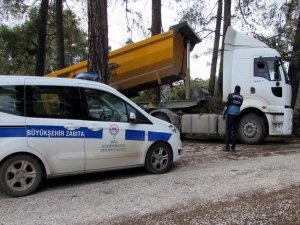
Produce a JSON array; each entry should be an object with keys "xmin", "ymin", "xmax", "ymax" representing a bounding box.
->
[
  {"xmin": 47, "ymin": 22, "xmax": 200, "ymax": 98},
  {"xmin": 46, "ymin": 22, "xmax": 293, "ymax": 144}
]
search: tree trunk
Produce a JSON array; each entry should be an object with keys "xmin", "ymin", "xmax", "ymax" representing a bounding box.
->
[
  {"xmin": 87, "ymin": 0, "xmax": 108, "ymax": 83},
  {"xmin": 35, "ymin": 0, "xmax": 49, "ymax": 76},
  {"xmin": 150, "ymin": 0, "xmax": 162, "ymax": 101},
  {"xmin": 151, "ymin": 0, "xmax": 161, "ymax": 36},
  {"xmin": 208, "ymin": 0, "xmax": 222, "ymax": 96},
  {"xmin": 55, "ymin": 0, "xmax": 65, "ymax": 70},
  {"xmin": 217, "ymin": 0, "xmax": 231, "ymax": 96},
  {"xmin": 289, "ymin": 12, "xmax": 300, "ymax": 108}
]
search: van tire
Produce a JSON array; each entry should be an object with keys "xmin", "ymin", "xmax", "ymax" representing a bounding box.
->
[
  {"xmin": 0, "ymin": 154, "xmax": 43, "ymax": 197},
  {"xmin": 238, "ymin": 114, "xmax": 265, "ymax": 144},
  {"xmin": 145, "ymin": 142, "xmax": 172, "ymax": 174}
]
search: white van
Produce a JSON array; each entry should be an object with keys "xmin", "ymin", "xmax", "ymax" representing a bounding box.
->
[{"xmin": 0, "ymin": 76, "xmax": 182, "ymax": 197}]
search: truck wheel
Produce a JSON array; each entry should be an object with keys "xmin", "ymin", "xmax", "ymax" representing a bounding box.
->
[
  {"xmin": 145, "ymin": 142, "xmax": 172, "ymax": 174},
  {"xmin": 238, "ymin": 114, "xmax": 265, "ymax": 144},
  {"xmin": 153, "ymin": 113, "xmax": 170, "ymax": 123},
  {"xmin": 0, "ymin": 155, "xmax": 43, "ymax": 197}
]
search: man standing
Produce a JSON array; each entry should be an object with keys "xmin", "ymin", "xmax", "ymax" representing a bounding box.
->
[{"xmin": 222, "ymin": 85, "xmax": 243, "ymax": 152}]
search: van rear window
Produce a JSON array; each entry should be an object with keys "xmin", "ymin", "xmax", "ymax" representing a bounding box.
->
[
  {"xmin": 25, "ymin": 86, "xmax": 82, "ymax": 119},
  {"xmin": 0, "ymin": 85, "xmax": 24, "ymax": 116}
]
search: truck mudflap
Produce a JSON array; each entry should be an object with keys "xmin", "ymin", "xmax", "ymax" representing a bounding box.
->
[{"xmin": 283, "ymin": 108, "xmax": 293, "ymax": 135}]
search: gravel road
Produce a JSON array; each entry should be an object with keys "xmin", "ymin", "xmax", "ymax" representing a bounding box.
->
[{"xmin": 0, "ymin": 138, "xmax": 300, "ymax": 225}]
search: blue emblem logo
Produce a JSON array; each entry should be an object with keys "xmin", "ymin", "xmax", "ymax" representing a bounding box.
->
[{"xmin": 109, "ymin": 124, "xmax": 119, "ymax": 139}]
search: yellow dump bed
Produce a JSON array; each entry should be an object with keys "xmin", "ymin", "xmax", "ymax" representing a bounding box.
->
[{"xmin": 46, "ymin": 22, "xmax": 200, "ymax": 96}]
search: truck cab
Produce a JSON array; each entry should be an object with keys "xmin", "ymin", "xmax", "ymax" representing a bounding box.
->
[{"xmin": 223, "ymin": 27, "xmax": 293, "ymax": 144}]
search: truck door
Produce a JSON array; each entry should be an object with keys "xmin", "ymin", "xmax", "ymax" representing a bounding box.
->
[
  {"xmin": 251, "ymin": 57, "xmax": 284, "ymax": 107},
  {"xmin": 82, "ymin": 87, "xmax": 149, "ymax": 171}
]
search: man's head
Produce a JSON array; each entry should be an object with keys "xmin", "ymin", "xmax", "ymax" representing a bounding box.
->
[{"xmin": 234, "ymin": 85, "xmax": 241, "ymax": 94}]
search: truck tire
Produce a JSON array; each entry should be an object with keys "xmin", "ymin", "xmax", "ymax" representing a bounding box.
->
[
  {"xmin": 145, "ymin": 142, "xmax": 172, "ymax": 174},
  {"xmin": 153, "ymin": 113, "xmax": 171, "ymax": 123},
  {"xmin": 238, "ymin": 114, "xmax": 265, "ymax": 144},
  {"xmin": 0, "ymin": 154, "xmax": 43, "ymax": 197}
]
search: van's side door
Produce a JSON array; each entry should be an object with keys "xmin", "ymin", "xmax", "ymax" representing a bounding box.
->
[
  {"xmin": 81, "ymin": 87, "xmax": 150, "ymax": 170},
  {"xmin": 25, "ymin": 80, "xmax": 84, "ymax": 174}
]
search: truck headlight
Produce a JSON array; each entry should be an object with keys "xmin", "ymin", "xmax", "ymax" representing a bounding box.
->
[{"xmin": 168, "ymin": 124, "xmax": 178, "ymax": 133}]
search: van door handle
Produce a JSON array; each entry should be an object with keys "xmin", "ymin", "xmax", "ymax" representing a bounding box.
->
[
  {"xmin": 87, "ymin": 125, "xmax": 103, "ymax": 131},
  {"xmin": 250, "ymin": 87, "xmax": 255, "ymax": 94},
  {"xmin": 64, "ymin": 124, "xmax": 80, "ymax": 130}
]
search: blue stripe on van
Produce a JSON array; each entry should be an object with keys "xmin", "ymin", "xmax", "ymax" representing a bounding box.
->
[
  {"xmin": 0, "ymin": 126, "xmax": 172, "ymax": 142},
  {"xmin": 0, "ymin": 125, "xmax": 103, "ymax": 139},
  {"xmin": 84, "ymin": 128, "xmax": 103, "ymax": 139},
  {"xmin": 125, "ymin": 129, "xmax": 145, "ymax": 141},
  {"xmin": 0, "ymin": 127, "xmax": 26, "ymax": 137},
  {"xmin": 148, "ymin": 131, "xmax": 171, "ymax": 141}
]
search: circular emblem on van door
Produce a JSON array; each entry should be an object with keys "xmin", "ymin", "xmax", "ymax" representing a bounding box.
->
[{"xmin": 109, "ymin": 124, "xmax": 119, "ymax": 139}]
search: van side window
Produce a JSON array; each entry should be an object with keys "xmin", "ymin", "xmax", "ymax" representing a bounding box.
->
[
  {"xmin": 0, "ymin": 85, "xmax": 24, "ymax": 116},
  {"xmin": 126, "ymin": 104, "xmax": 151, "ymax": 123},
  {"xmin": 83, "ymin": 88, "xmax": 150, "ymax": 123},
  {"xmin": 83, "ymin": 88, "xmax": 127, "ymax": 122},
  {"xmin": 254, "ymin": 57, "xmax": 281, "ymax": 81},
  {"xmin": 25, "ymin": 86, "xmax": 82, "ymax": 119}
]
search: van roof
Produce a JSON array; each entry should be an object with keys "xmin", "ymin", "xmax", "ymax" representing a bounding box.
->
[{"xmin": 0, "ymin": 75, "xmax": 117, "ymax": 93}]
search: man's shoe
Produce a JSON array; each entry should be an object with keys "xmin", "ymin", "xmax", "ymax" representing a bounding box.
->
[
  {"xmin": 223, "ymin": 147, "xmax": 230, "ymax": 152},
  {"xmin": 230, "ymin": 146, "xmax": 236, "ymax": 152}
]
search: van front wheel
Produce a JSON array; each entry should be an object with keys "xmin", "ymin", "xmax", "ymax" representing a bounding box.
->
[
  {"xmin": 146, "ymin": 142, "xmax": 172, "ymax": 174},
  {"xmin": 0, "ymin": 155, "xmax": 43, "ymax": 197}
]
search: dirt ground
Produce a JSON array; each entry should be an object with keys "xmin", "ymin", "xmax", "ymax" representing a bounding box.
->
[
  {"xmin": 1, "ymin": 136, "xmax": 300, "ymax": 225},
  {"xmin": 112, "ymin": 136, "xmax": 300, "ymax": 225},
  {"xmin": 179, "ymin": 136, "xmax": 300, "ymax": 166},
  {"xmin": 113, "ymin": 185, "xmax": 300, "ymax": 225}
]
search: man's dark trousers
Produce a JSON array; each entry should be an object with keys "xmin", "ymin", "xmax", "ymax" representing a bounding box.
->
[{"xmin": 225, "ymin": 115, "xmax": 240, "ymax": 150}]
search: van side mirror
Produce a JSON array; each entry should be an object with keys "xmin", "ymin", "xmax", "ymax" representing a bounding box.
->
[{"xmin": 129, "ymin": 112, "xmax": 137, "ymax": 123}]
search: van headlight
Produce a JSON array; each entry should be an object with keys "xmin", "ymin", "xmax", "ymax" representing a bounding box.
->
[{"xmin": 168, "ymin": 124, "xmax": 178, "ymax": 133}]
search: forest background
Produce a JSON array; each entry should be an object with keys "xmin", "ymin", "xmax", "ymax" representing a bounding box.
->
[{"xmin": 0, "ymin": 0, "xmax": 300, "ymax": 133}]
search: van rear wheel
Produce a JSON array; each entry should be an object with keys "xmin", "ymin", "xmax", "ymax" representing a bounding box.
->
[{"xmin": 0, "ymin": 155, "xmax": 43, "ymax": 197}]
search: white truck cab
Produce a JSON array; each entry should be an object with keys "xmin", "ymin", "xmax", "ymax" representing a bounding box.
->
[
  {"xmin": 0, "ymin": 76, "xmax": 181, "ymax": 197},
  {"xmin": 223, "ymin": 27, "xmax": 293, "ymax": 144}
]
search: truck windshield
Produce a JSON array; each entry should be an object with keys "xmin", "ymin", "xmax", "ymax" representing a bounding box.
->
[{"xmin": 279, "ymin": 58, "xmax": 290, "ymax": 84}]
